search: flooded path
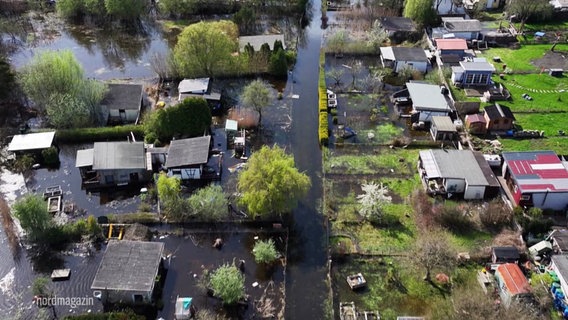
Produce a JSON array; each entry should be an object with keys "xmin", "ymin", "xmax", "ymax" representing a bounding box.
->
[{"xmin": 285, "ymin": 0, "xmax": 328, "ymax": 318}]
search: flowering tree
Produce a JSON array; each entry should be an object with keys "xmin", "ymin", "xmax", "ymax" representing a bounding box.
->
[{"xmin": 357, "ymin": 182, "xmax": 391, "ymax": 222}]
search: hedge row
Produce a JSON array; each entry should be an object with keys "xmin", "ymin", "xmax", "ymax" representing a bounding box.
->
[
  {"xmin": 56, "ymin": 125, "xmax": 145, "ymax": 143},
  {"xmin": 62, "ymin": 311, "xmax": 145, "ymax": 320},
  {"xmin": 318, "ymin": 51, "xmax": 329, "ymax": 145}
]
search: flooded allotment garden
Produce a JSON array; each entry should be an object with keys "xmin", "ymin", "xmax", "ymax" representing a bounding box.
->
[{"xmin": 0, "ymin": 0, "xmax": 328, "ymax": 319}]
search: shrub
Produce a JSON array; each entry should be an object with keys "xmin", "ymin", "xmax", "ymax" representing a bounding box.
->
[
  {"xmin": 12, "ymin": 154, "xmax": 35, "ymax": 173},
  {"xmin": 480, "ymin": 200, "xmax": 512, "ymax": 231},
  {"xmin": 138, "ymin": 202, "xmax": 152, "ymax": 212},
  {"xmin": 41, "ymin": 146, "xmax": 59, "ymax": 166},
  {"xmin": 56, "ymin": 125, "xmax": 144, "ymax": 143},
  {"xmin": 434, "ymin": 205, "xmax": 476, "ymax": 234},
  {"xmin": 253, "ymin": 239, "xmax": 279, "ymax": 264},
  {"xmin": 209, "ymin": 263, "xmax": 245, "ymax": 305},
  {"xmin": 319, "ymin": 112, "xmax": 329, "ymax": 145},
  {"xmin": 107, "ymin": 212, "xmax": 159, "ymax": 224}
]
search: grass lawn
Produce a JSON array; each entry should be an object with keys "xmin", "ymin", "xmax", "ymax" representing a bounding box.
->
[
  {"xmin": 496, "ymin": 74, "xmax": 568, "ymax": 112},
  {"xmin": 323, "ymin": 149, "xmax": 419, "ymax": 175},
  {"xmin": 480, "ymin": 45, "xmax": 559, "ymax": 72},
  {"xmin": 514, "ymin": 113, "xmax": 568, "ymax": 133},
  {"xmin": 517, "ymin": 21, "xmax": 568, "ymax": 32},
  {"xmin": 448, "ymin": 230, "xmax": 493, "ymax": 252},
  {"xmin": 499, "ymin": 136, "xmax": 568, "ymax": 155}
]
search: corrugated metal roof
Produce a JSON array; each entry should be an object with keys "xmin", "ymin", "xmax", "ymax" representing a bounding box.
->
[
  {"xmin": 495, "ymin": 263, "xmax": 530, "ymax": 296},
  {"xmin": 7, "ymin": 131, "xmax": 55, "ymax": 152},
  {"xmin": 460, "ymin": 61, "xmax": 496, "ymax": 72},
  {"xmin": 239, "ymin": 34, "xmax": 286, "ymax": 52},
  {"xmin": 165, "ymin": 136, "xmax": 211, "ymax": 168},
  {"xmin": 406, "ymin": 82, "xmax": 449, "ymax": 111},
  {"xmin": 93, "ymin": 142, "xmax": 146, "ymax": 170},
  {"xmin": 419, "ymin": 149, "xmax": 490, "ymax": 186},
  {"xmin": 75, "ymin": 149, "xmax": 94, "ymax": 168},
  {"xmin": 431, "ymin": 116, "xmax": 456, "ymax": 132},
  {"xmin": 502, "ymin": 151, "xmax": 568, "ymax": 192},
  {"xmin": 91, "ymin": 240, "xmax": 164, "ymax": 292}
]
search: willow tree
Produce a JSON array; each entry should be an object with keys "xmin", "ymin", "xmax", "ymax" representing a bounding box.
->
[
  {"xmin": 104, "ymin": 0, "xmax": 147, "ymax": 21},
  {"xmin": 238, "ymin": 145, "xmax": 311, "ymax": 218},
  {"xmin": 173, "ymin": 20, "xmax": 239, "ymax": 78},
  {"xmin": 19, "ymin": 50, "xmax": 107, "ymax": 126},
  {"xmin": 403, "ymin": 0, "xmax": 436, "ymax": 27}
]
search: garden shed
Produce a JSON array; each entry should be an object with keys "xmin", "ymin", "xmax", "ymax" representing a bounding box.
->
[
  {"xmin": 495, "ymin": 263, "xmax": 532, "ymax": 308},
  {"xmin": 165, "ymin": 136, "xmax": 212, "ymax": 180},
  {"xmin": 465, "ymin": 113, "xmax": 487, "ymax": 135},
  {"xmin": 101, "ymin": 83, "xmax": 143, "ymax": 125},
  {"xmin": 91, "ymin": 240, "xmax": 164, "ymax": 305},
  {"xmin": 491, "ymin": 246, "xmax": 520, "ymax": 264},
  {"xmin": 484, "ymin": 103, "xmax": 515, "ymax": 132},
  {"xmin": 430, "ymin": 116, "xmax": 457, "ymax": 142},
  {"xmin": 8, "ymin": 131, "xmax": 56, "ymax": 154}
]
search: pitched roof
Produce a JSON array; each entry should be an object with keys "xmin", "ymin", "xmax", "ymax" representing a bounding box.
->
[
  {"xmin": 419, "ymin": 149, "xmax": 491, "ymax": 186},
  {"xmin": 502, "ymin": 151, "xmax": 568, "ymax": 192},
  {"xmin": 7, "ymin": 131, "xmax": 55, "ymax": 152},
  {"xmin": 75, "ymin": 149, "xmax": 94, "ymax": 168},
  {"xmin": 492, "ymin": 246, "xmax": 520, "ymax": 260},
  {"xmin": 93, "ymin": 142, "xmax": 146, "ymax": 170},
  {"xmin": 460, "ymin": 61, "xmax": 496, "ymax": 72},
  {"xmin": 100, "ymin": 83, "xmax": 143, "ymax": 110},
  {"xmin": 495, "ymin": 263, "xmax": 530, "ymax": 296},
  {"xmin": 239, "ymin": 34, "xmax": 286, "ymax": 51},
  {"xmin": 91, "ymin": 240, "xmax": 164, "ymax": 292},
  {"xmin": 178, "ymin": 78, "xmax": 210, "ymax": 94},
  {"xmin": 378, "ymin": 16, "xmax": 417, "ymax": 32},
  {"xmin": 165, "ymin": 136, "xmax": 211, "ymax": 168},
  {"xmin": 442, "ymin": 17, "xmax": 481, "ymax": 32},
  {"xmin": 431, "ymin": 116, "xmax": 456, "ymax": 132},
  {"xmin": 406, "ymin": 82, "xmax": 449, "ymax": 112},
  {"xmin": 552, "ymin": 255, "xmax": 568, "ymax": 282},
  {"xmin": 551, "ymin": 230, "xmax": 568, "ymax": 252},
  {"xmin": 390, "ymin": 47, "xmax": 428, "ymax": 61},
  {"xmin": 436, "ymin": 38, "xmax": 468, "ymax": 50},
  {"xmin": 484, "ymin": 103, "xmax": 515, "ymax": 120},
  {"xmin": 465, "ymin": 113, "xmax": 486, "ymax": 124}
]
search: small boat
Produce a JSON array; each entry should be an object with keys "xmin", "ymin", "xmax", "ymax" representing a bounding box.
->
[
  {"xmin": 339, "ymin": 302, "xmax": 356, "ymax": 320},
  {"xmin": 346, "ymin": 272, "xmax": 367, "ymax": 290}
]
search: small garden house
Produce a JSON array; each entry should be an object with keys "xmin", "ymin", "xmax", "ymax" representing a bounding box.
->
[
  {"xmin": 101, "ymin": 83, "xmax": 144, "ymax": 125},
  {"xmin": 7, "ymin": 131, "xmax": 56, "ymax": 157},
  {"xmin": 494, "ymin": 263, "xmax": 532, "ymax": 308},
  {"xmin": 380, "ymin": 47, "xmax": 429, "ymax": 73},
  {"xmin": 165, "ymin": 136, "xmax": 212, "ymax": 181},
  {"xmin": 483, "ymin": 103, "xmax": 515, "ymax": 132},
  {"xmin": 430, "ymin": 116, "xmax": 457, "ymax": 142},
  {"xmin": 465, "ymin": 113, "xmax": 487, "ymax": 135},
  {"xmin": 451, "ymin": 59, "xmax": 495, "ymax": 87}
]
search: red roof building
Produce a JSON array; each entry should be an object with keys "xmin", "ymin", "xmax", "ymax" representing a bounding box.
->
[
  {"xmin": 502, "ymin": 151, "xmax": 568, "ymax": 210},
  {"xmin": 495, "ymin": 263, "xmax": 532, "ymax": 308},
  {"xmin": 435, "ymin": 38, "xmax": 468, "ymax": 50}
]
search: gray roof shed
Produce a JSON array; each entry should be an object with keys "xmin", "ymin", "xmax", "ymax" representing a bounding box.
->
[
  {"xmin": 406, "ymin": 82, "xmax": 449, "ymax": 112},
  {"xmin": 8, "ymin": 131, "xmax": 55, "ymax": 152},
  {"xmin": 93, "ymin": 142, "xmax": 146, "ymax": 170},
  {"xmin": 75, "ymin": 149, "xmax": 94, "ymax": 168},
  {"xmin": 431, "ymin": 116, "xmax": 456, "ymax": 133},
  {"xmin": 442, "ymin": 17, "xmax": 481, "ymax": 32},
  {"xmin": 165, "ymin": 136, "xmax": 211, "ymax": 168},
  {"xmin": 91, "ymin": 240, "xmax": 164, "ymax": 292},
  {"xmin": 100, "ymin": 84, "xmax": 143, "ymax": 110},
  {"xmin": 419, "ymin": 149, "xmax": 490, "ymax": 186},
  {"xmin": 178, "ymin": 78, "xmax": 210, "ymax": 94}
]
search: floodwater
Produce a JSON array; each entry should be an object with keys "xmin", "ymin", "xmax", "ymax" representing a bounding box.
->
[{"xmin": 0, "ymin": 2, "xmax": 328, "ymax": 319}]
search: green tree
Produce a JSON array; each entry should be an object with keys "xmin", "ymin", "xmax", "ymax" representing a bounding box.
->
[
  {"xmin": 158, "ymin": 0, "xmax": 198, "ymax": 18},
  {"xmin": 56, "ymin": 0, "xmax": 85, "ymax": 19},
  {"xmin": 0, "ymin": 57, "xmax": 15, "ymax": 101},
  {"xmin": 41, "ymin": 147, "xmax": 60, "ymax": 166},
  {"xmin": 241, "ymin": 79, "xmax": 275, "ymax": 126},
  {"xmin": 144, "ymin": 97, "xmax": 212, "ymax": 143},
  {"xmin": 209, "ymin": 263, "xmax": 245, "ymax": 305},
  {"xmin": 173, "ymin": 21, "xmax": 239, "ymax": 77},
  {"xmin": 13, "ymin": 194, "xmax": 53, "ymax": 242},
  {"xmin": 46, "ymin": 93, "xmax": 91, "ymax": 129},
  {"xmin": 326, "ymin": 30, "xmax": 348, "ymax": 54},
  {"xmin": 269, "ymin": 49, "xmax": 288, "ymax": 78},
  {"xmin": 104, "ymin": 0, "xmax": 147, "ymax": 21},
  {"xmin": 32, "ymin": 277, "xmax": 51, "ymax": 297},
  {"xmin": 238, "ymin": 145, "xmax": 311, "ymax": 217},
  {"xmin": 19, "ymin": 50, "xmax": 107, "ymax": 124},
  {"xmin": 403, "ymin": 0, "xmax": 436, "ymax": 27},
  {"xmin": 156, "ymin": 173, "xmax": 186, "ymax": 220},
  {"xmin": 367, "ymin": 20, "xmax": 389, "ymax": 53},
  {"xmin": 187, "ymin": 184, "xmax": 228, "ymax": 221},
  {"xmin": 253, "ymin": 239, "xmax": 279, "ymax": 264},
  {"xmin": 233, "ymin": 6, "xmax": 256, "ymax": 34}
]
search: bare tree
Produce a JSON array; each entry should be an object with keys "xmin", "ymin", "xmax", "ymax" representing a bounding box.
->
[
  {"xmin": 412, "ymin": 228, "xmax": 456, "ymax": 282},
  {"xmin": 326, "ymin": 67, "xmax": 345, "ymax": 89},
  {"xmin": 346, "ymin": 59, "xmax": 363, "ymax": 90},
  {"xmin": 506, "ymin": 0, "xmax": 552, "ymax": 34}
]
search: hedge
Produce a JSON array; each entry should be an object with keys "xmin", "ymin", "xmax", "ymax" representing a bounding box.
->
[
  {"xmin": 56, "ymin": 125, "xmax": 144, "ymax": 143},
  {"xmin": 62, "ymin": 311, "xmax": 145, "ymax": 320},
  {"xmin": 318, "ymin": 51, "xmax": 329, "ymax": 145}
]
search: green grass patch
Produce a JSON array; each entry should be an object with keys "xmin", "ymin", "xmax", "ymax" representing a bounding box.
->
[
  {"xmin": 514, "ymin": 113, "xmax": 567, "ymax": 133},
  {"xmin": 517, "ymin": 21, "xmax": 568, "ymax": 32},
  {"xmin": 324, "ymin": 149, "xmax": 418, "ymax": 175},
  {"xmin": 381, "ymin": 175, "xmax": 421, "ymax": 198},
  {"xmin": 498, "ymin": 136, "xmax": 568, "ymax": 155},
  {"xmin": 480, "ymin": 45, "xmax": 556, "ymax": 72},
  {"xmin": 496, "ymin": 74, "xmax": 568, "ymax": 112},
  {"xmin": 448, "ymin": 230, "xmax": 492, "ymax": 252},
  {"xmin": 107, "ymin": 212, "xmax": 159, "ymax": 224}
]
